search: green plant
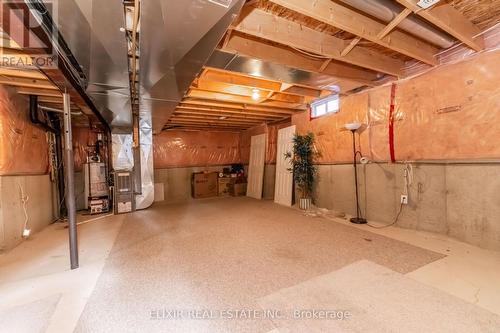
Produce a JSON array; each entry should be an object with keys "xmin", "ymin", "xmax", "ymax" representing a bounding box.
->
[{"xmin": 285, "ymin": 132, "xmax": 319, "ymax": 199}]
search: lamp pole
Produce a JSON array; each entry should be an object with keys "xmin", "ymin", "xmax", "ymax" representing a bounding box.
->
[{"xmin": 350, "ymin": 129, "xmax": 367, "ymax": 224}]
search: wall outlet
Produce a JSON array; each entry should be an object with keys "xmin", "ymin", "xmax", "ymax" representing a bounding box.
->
[
  {"xmin": 22, "ymin": 228, "xmax": 31, "ymax": 238},
  {"xmin": 401, "ymin": 195, "xmax": 409, "ymax": 205}
]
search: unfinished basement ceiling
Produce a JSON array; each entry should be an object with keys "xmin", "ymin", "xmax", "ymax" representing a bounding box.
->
[
  {"xmin": 168, "ymin": 0, "xmax": 495, "ymax": 132},
  {"xmin": 0, "ymin": 0, "xmax": 497, "ymax": 134}
]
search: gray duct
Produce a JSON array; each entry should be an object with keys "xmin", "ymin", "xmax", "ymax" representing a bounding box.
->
[
  {"xmin": 133, "ymin": 0, "xmax": 246, "ymax": 209},
  {"xmin": 338, "ymin": 0, "xmax": 455, "ymax": 49},
  {"xmin": 135, "ymin": 112, "xmax": 154, "ymax": 210},
  {"xmin": 111, "ymin": 133, "xmax": 134, "ymax": 171},
  {"xmin": 50, "ymin": 0, "xmax": 132, "ymax": 129},
  {"xmin": 207, "ymin": 50, "xmax": 357, "ymax": 92},
  {"xmin": 139, "ymin": 0, "xmax": 246, "ymax": 133}
]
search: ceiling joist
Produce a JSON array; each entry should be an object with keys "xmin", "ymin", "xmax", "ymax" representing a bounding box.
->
[
  {"xmin": 395, "ymin": 0, "xmax": 484, "ymax": 52},
  {"xmin": 234, "ymin": 7, "xmax": 403, "ymax": 76},
  {"xmin": 222, "ymin": 34, "xmax": 379, "ymax": 89},
  {"xmin": 269, "ymin": 0, "xmax": 439, "ymax": 65}
]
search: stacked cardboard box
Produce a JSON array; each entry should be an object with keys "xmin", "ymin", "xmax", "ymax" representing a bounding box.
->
[{"xmin": 191, "ymin": 172, "xmax": 218, "ymax": 198}]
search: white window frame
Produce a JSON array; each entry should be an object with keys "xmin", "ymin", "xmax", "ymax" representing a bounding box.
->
[{"xmin": 310, "ymin": 94, "xmax": 340, "ymax": 119}]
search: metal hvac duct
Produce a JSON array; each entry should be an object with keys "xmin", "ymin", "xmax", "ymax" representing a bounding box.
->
[
  {"xmin": 338, "ymin": 0, "xmax": 456, "ymax": 49},
  {"xmin": 133, "ymin": 0, "xmax": 246, "ymax": 209},
  {"xmin": 139, "ymin": 0, "xmax": 246, "ymax": 133},
  {"xmin": 47, "ymin": 0, "xmax": 132, "ymax": 129},
  {"xmin": 207, "ymin": 50, "xmax": 365, "ymax": 93}
]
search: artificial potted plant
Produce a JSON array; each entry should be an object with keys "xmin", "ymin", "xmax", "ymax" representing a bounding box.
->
[{"xmin": 285, "ymin": 132, "xmax": 318, "ymax": 210}]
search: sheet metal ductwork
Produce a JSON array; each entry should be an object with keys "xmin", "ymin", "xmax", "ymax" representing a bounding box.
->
[
  {"xmin": 49, "ymin": 0, "xmax": 132, "ymax": 128},
  {"xmin": 338, "ymin": 0, "xmax": 456, "ymax": 49},
  {"xmin": 139, "ymin": 0, "xmax": 246, "ymax": 133},
  {"xmin": 207, "ymin": 50, "xmax": 362, "ymax": 92}
]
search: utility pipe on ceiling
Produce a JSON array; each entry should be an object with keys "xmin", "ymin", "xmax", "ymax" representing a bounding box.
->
[{"xmin": 338, "ymin": 0, "xmax": 455, "ymax": 48}]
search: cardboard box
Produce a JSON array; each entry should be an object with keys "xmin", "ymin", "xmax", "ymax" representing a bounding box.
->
[
  {"xmin": 218, "ymin": 177, "xmax": 233, "ymax": 197},
  {"xmin": 192, "ymin": 172, "xmax": 218, "ymax": 198},
  {"xmin": 229, "ymin": 182, "xmax": 247, "ymax": 197}
]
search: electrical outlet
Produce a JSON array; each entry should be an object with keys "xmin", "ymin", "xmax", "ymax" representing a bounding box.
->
[
  {"xmin": 401, "ymin": 195, "xmax": 408, "ymax": 205},
  {"xmin": 22, "ymin": 228, "xmax": 31, "ymax": 238}
]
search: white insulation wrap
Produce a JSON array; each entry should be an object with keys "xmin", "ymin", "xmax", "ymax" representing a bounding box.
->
[
  {"xmin": 135, "ymin": 112, "xmax": 154, "ymax": 209},
  {"xmin": 112, "ymin": 133, "xmax": 134, "ymax": 171}
]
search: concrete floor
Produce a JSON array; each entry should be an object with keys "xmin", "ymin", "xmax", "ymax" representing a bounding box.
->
[{"xmin": 0, "ymin": 197, "xmax": 499, "ymax": 332}]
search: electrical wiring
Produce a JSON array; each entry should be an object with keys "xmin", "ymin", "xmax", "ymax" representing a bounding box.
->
[
  {"xmin": 18, "ymin": 182, "xmax": 30, "ymax": 237},
  {"xmin": 403, "ymin": 163, "xmax": 413, "ymax": 196},
  {"xmin": 368, "ymin": 202, "xmax": 404, "ymax": 229},
  {"xmin": 289, "ymin": 46, "xmax": 332, "ymax": 59},
  {"xmin": 367, "ymin": 163, "xmax": 413, "ymax": 229}
]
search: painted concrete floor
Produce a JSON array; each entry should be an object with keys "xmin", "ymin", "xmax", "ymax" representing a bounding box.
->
[{"xmin": 0, "ymin": 197, "xmax": 499, "ymax": 332}]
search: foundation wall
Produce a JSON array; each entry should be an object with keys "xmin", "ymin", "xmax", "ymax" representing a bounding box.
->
[
  {"xmin": 0, "ymin": 85, "xmax": 56, "ymax": 251},
  {"xmin": 312, "ymin": 162, "xmax": 500, "ymax": 251},
  {"xmin": 0, "ymin": 175, "xmax": 57, "ymax": 251},
  {"xmin": 292, "ymin": 50, "xmax": 500, "ymax": 251}
]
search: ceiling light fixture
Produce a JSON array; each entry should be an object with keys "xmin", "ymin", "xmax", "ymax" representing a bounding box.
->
[{"xmin": 251, "ymin": 88, "xmax": 260, "ymax": 101}]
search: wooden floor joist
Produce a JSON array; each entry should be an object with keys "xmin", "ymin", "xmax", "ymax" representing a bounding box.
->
[
  {"xmin": 234, "ymin": 8, "xmax": 404, "ymax": 76},
  {"xmin": 395, "ymin": 0, "xmax": 484, "ymax": 52},
  {"xmin": 222, "ymin": 34, "xmax": 381, "ymax": 86},
  {"xmin": 269, "ymin": 0, "xmax": 439, "ymax": 65}
]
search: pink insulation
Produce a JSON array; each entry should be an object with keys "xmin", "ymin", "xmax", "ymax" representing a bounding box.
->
[
  {"xmin": 72, "ymin": 126, "xmax": 99, "ymax": 172},
  {"xmin": 153, "ymin": 130, "xmax": 241, "ymax": 168},
  {"xmin": 239, "ymin": 122, "xmax": 291, "ymax": 164},
  {"xmin": 292, "ymin": 93, "xmax": 371, "ymax": 163},
  {"xmin": 0, "ymin": 85, "xmax": 49, "ymax": 175},
  {"xmin": 292, "ymin": 50, "xmax": 500, "ymax": 163},
  {"xmin": 239, "ymin": 124, "xmax": 267, "ymax": 165}
]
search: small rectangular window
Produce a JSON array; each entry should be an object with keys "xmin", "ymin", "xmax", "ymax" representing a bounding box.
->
[{"xmin": 311, "ymin": 94, "xmax": 340, "ymax": 119}]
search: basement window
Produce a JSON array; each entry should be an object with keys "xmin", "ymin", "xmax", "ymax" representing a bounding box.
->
[{"xmin": 310, "ymin": 94, "xmax": 340, "ymax": 119}]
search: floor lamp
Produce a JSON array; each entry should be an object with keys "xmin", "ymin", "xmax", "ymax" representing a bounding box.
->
[{"xmin": 345, "ymin": 123, "xmax": 367, "ymax": 224}]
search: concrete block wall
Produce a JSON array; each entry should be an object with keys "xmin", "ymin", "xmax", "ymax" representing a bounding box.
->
[
  {"xmin": 312, "ymin": 163, "xmax": 500, "ymax": 251},
  {"xmin": 0, "ymin": 175, "xmax": 57, "ymax": 251}
]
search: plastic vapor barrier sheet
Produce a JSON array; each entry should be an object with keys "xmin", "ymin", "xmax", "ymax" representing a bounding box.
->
[
  {"xmin": 0, "ymin": 86, "xmax": 49, "ymax": 175},
  {"xmin": 154, "ymin": 130, "xmax": 241, "ymax": 168}
]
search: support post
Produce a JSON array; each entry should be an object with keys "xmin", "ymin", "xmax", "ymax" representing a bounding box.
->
[{"xmin": 63, "ymin": 93, "xmax": 79, "ymax": 269}]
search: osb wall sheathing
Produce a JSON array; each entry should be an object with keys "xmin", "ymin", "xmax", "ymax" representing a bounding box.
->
[
  {"xmin": 153, "ymin": 130, "xmax": 241, "ymax": 168},
  {"xmin": 292, "ymin": 50, "xmax": 500, "ymax": 163},
  {"xmin": 0, "ymin": 85, "xmax": 49, "ymax": 175}
]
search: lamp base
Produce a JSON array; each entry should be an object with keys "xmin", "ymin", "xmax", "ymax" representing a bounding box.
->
[{"xmin": 350, "ymin": 217, "xmax": 367, "ymax": 224}]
